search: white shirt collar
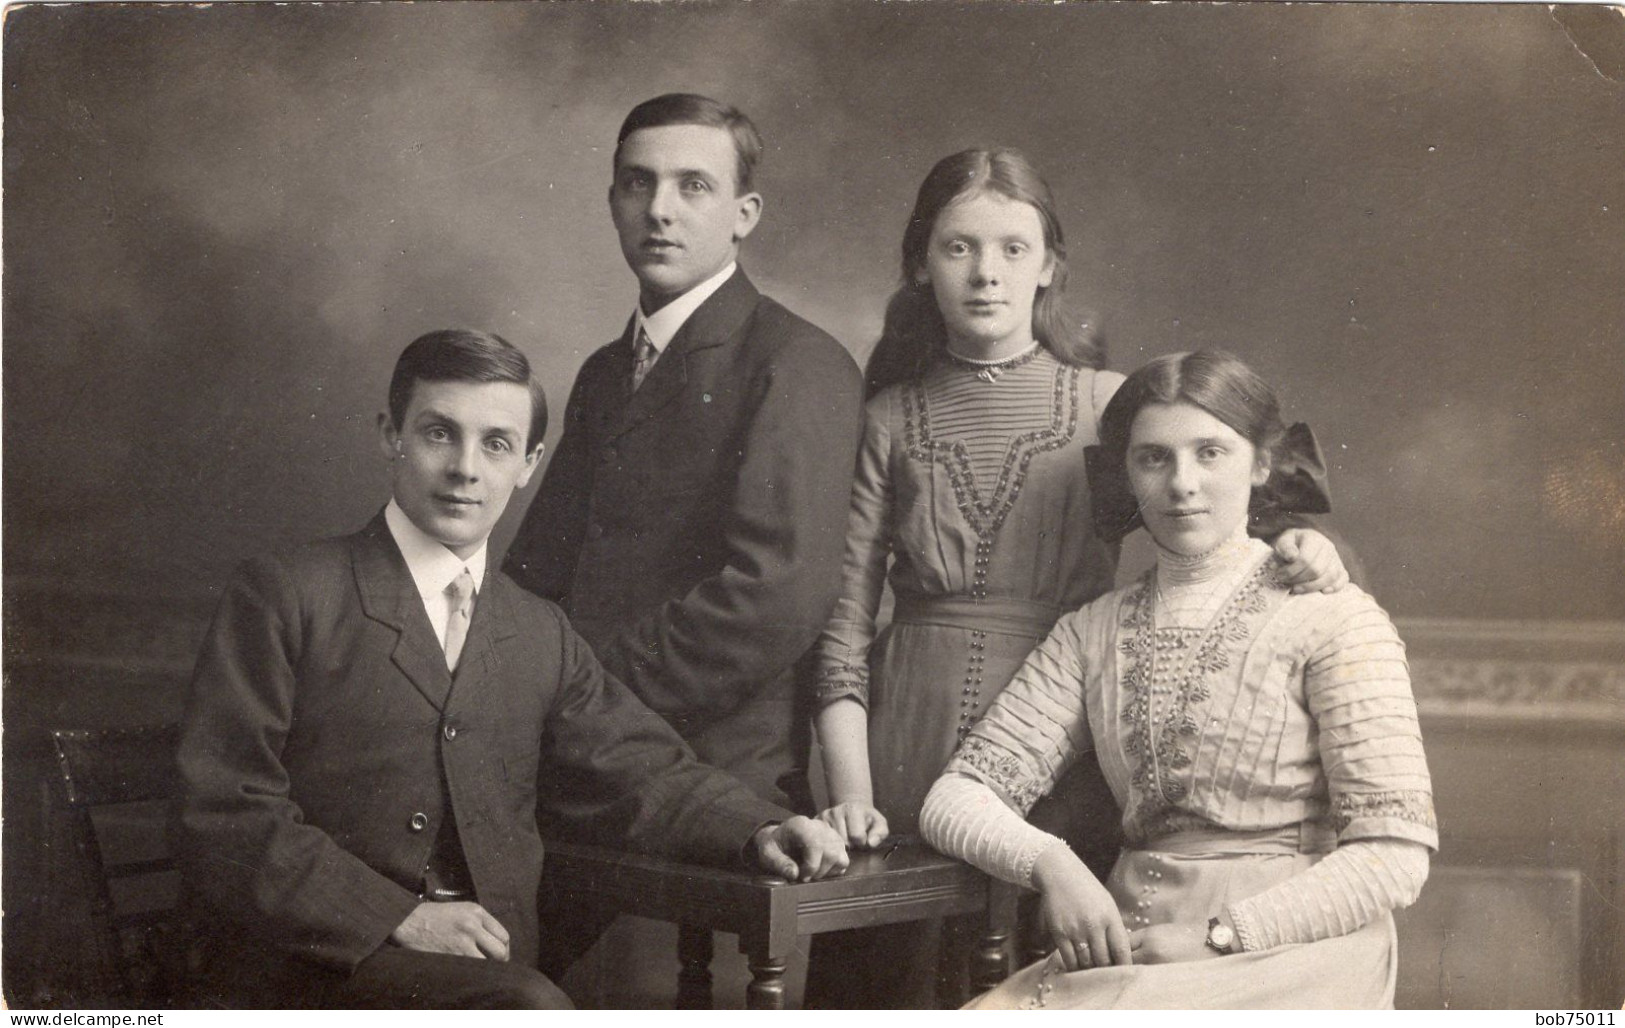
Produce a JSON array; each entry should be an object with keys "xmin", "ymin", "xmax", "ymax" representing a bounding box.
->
[
  {"xmin": 634, "ymin": 261, "xmax": 737, "ymax": 354},
  {"xmin": 384, "ymin": 499, "xmax": 486, "ymax": 616}
]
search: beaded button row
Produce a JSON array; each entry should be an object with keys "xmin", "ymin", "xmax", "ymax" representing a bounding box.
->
[
  {"xmin": 956, "ymin": 629, "xmax": 989, "ymax": 739},
  {"xmin": 1128, "ymin": 851, "xmax": 1167, "ymax": 929}
]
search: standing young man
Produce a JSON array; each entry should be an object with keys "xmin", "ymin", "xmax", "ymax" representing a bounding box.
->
[
  {"xmin": 174, "ymin": 330, "xmax": 846, "ymax": 1008},
  {"xmin": 504, "ymin": 94, "xmax": 864, "ymax": 810}
]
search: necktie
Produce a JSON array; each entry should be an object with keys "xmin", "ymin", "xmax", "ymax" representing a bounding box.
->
[
  {"xmin": 631, "ymin": 327, "xmax": 658, "ymax": 391},
  {"xmin": 443, "ymin": 568, "xmax": 475, "ymax": 671}
]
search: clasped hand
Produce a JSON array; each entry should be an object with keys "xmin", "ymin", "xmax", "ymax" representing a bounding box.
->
[
  {"xmin": 750, "ymin": 814, "xmax": 850, "ymax": 882},
  {"xmin": 391, "ymin": 900, "xmax": 511, "ymax": 960},
  {"xmin": 1031, "ymin": 846, "xmax": 1131, "ymax": 972},
  {"xmin": 817, "ymin": 799, "xmax": 889, "ymax": 849},
  {"xmin": 1033, "ymin": 847, "xmax": 1230, "ymax": 971}
]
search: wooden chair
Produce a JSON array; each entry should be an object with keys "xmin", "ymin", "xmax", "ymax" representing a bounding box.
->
[{"xmin": 43, "ymin": 723, "xmax": 192, "ymax": 1006}]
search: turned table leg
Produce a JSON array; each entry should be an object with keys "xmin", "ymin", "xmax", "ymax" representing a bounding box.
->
[
  {"xmin": 745, "ymin": 955, "xmax": 788, "ymax": 1009},
  {"xmin": 972, "ymin": 879, "xmax": 1018, "ymax": 997},
  {"xmin": 676, "ymin": 924, "xmax": 714, "ymax": 1009}
]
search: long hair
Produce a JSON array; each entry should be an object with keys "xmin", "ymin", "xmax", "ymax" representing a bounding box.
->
[{"xmin": 864, "ymin": 148, "xmax": 1103, "ymax": 398}]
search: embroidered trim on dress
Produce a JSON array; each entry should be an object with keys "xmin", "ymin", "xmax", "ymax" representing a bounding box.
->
[
  {"xmin": 1330, "ymin": 789, "xmax": 1438, "ymax": 834},
  {"xmin": 947, "ymin": 735, "xmax": 1047, "ymax": 815},
  {"xmin": 1117, "ymin": 562, "xmax": 1283, "ymax": 836},
  {"xmin": 901, "ymin": 362, "xmax": 1080, "ymax": 542},
  {"xmin": 812, "ymin": 672, "xmax": 869, "ymax": 708}
]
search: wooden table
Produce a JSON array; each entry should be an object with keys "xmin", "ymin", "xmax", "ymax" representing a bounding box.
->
[{"xmin": 540, "ymin": 837, "xmax": 1017, "ymax": 1009}]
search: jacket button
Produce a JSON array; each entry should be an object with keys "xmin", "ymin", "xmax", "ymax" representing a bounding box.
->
[
  {"xmin": 409, "ymin": 812, "xmax": 429, "ymax": 832},
  {"xmin": 586, "ymin": 523, "xmax": 604, "ymax": 541},
  {"xmin": 600, "ymin": 447, "xmax": 617, "ymax": 464},
  {"xmin": 443, "ymin": 723, "xmax": 458, "ymax": 742}
]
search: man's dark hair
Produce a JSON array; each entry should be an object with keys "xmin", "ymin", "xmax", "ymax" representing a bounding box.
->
[
  {"xmin": 388, "ymin": 329, "xmax": 548, "ymax": 449},
  {"xmin": 614, "ymin": 93, "xmax": 763, "ymax": 194}
]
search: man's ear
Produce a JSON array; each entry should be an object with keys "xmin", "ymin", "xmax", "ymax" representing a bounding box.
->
[
  {"xmin": 515, "ymin": 442, "xmax": 545, "ymax": 490},
  {"xmin": 733, "ymin": 191, "xmax": 763, "ymax": 243},
  {"xmin": 377, "ymin": 412, "xmax": 402, "ymax": 462}
]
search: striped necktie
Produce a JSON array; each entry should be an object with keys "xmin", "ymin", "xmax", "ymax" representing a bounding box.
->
[{"xmin": 631, "ymin": 326, "xmax": 658, "ymax": 391}]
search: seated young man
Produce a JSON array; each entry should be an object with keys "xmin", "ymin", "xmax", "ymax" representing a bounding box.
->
[{"xmin": 172, "ymin": 329, "xmax": 847, "ymax": 1009}]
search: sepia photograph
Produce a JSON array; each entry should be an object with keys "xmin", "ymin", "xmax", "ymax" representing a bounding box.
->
[{"xmin": 3, "ymin": 0, "xmax": 1622, "ymax": 1011}]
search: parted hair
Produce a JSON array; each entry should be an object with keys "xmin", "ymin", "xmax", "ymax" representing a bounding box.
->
[
  {"xmin": 388, "ymin": 329, "xmax": 548, "ymax": 450},
  {"xmin": 615, "ymin": 93, "xmax": 764, "ymax": 195},
  {"xmin": 863, "ymin": 147, "xmax": 1103, "ymax": 398},
  {"xmin": 1097, "ymin": 349, "xmax": 1287, "ymax": 485}
]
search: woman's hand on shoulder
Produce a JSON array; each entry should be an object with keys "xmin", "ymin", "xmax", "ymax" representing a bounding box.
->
[
  {"xmin": 1272, "ymin": 528, "xmax": 1350, "ymax": 594},
  {"xmin": 1031, "ymin": 844, "xmax": 1133, "ymax": 971},
  {"xmin": 817, "ymin": 800, "xmax": 890, "ymax": 849},
  {"xmin": 1130, "ymin": 921, "xmax": 1221, "ymax": 964}
]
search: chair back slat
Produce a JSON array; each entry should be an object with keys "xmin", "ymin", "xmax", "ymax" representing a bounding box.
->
[
  {"xmin": 51, "ymin": 725, "xmax": 182, "ymax": 807},
  {"xmin": 44, "ymin": 723, "xmax": 189, "ymax": 1006}
]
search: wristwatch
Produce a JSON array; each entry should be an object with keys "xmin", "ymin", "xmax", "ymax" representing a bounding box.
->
[{"xmin": 1205, "ymin": 916, "xmax": 1238, "ymax": 955}]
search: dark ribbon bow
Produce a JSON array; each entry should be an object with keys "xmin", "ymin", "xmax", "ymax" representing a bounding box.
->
[{"xmin": 1085, "ymin": 421, "xmax": 1332, "ymax": 544}]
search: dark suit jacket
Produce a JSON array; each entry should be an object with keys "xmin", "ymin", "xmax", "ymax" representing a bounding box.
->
[
  {"xmin": 173, "ymin": 515, "xmax": 785, "ymax": 977},
  {"xmin": 504, "ymin": 269, "xmax": 863, "ymax": 808}
]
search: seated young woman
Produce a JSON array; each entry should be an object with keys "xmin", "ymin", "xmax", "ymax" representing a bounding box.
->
[{"xmin": 920, "ymin": 349, "xmax": 1437, "ymax": 1009}]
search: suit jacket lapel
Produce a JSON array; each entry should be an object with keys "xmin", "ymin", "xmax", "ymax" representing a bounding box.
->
[
  {"xmin": 612, "ymin": 268, "xmax": 760, "ymax": 440},
  {"xmin": 444, "ymin": 572, "xmax": 520, "ymax": 711},
  {"xmin": 352, "ymin": 514, "xmax": 453, "ymax": 712}
]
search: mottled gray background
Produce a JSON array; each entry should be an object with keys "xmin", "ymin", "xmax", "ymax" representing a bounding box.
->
[
  {"xmin": 5, "ymin": 1, "xmax": 1623, "ymax": 620},
  {"xmin": 5, "ymin": 2, "xmax": 1625, "ymax": 1010}
]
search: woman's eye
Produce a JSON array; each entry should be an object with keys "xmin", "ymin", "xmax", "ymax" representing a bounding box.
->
[
  {"xmin": 425, "ymin": 427, "xmax": 451, "ymax": 443},
  {"xmin": 1005, "ymin": 243, "xmax": 1029, "ymax": 258},
  {"xmin": 1199, "ymin": 446, "xmax": 1225, "ymax": 461},
  {"xmin": 946, "ymin": 241, "xmax": 971, "ymax": 257}
]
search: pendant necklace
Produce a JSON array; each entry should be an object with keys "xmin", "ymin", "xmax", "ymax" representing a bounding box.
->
[{"xmin": 945, "ymin": 342, "xmax": 1041, "ymax": 383}]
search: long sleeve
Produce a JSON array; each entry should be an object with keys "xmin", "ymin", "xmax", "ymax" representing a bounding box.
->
[
  {"xmin": 536, "ymin": 611, "xmax": 787, "ymax": 865},
  {"xmin": 921, "ymin": 775, "xmax": 1069, "ymax": 890},
  {"xmin": 172, "ymin": 556, "xmax": 420, "ymax": 970},
  {"xmin": 810, "ymin": 396, "xmax": 894, "ymax": 710},
  {"xmin": 1227, "ymin": 592, "xmax": 1437, "ymax": 950},
  {"xmin": 588, "ymin": 335, "xmax": 864, "ymax": 718},
  {"xmin": 1228, "ymin": 839, "xmax": 1429, "ymax": 951},
  {"xmin": 920, "ymin": 609, "xmax": 1097, "ymax": 885}
]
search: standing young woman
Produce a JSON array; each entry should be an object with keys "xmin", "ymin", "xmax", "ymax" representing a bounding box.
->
[
  {"xmin": 802, "ymin": 150, "xmax": 1348, "ymax": 1008},
  {"xmin": 921, "ymin": 350, "xmax": 1436, "ymax": 1009}
]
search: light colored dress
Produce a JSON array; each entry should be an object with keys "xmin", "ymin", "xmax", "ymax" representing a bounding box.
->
[
  {"xmin": 813, "ymin": 347, "xmax": 1123, "ymax": 833},
  {"xmin": 921, "ymin": 533, "xmax": 1438, "ymax": 1009}
]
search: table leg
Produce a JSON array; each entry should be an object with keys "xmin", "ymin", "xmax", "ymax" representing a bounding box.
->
[
  {"xmin": 971, "ymin": 878, "xmax": 1017, "ymax": 996},
  {"xmin": 745, "ymin": 955, "xmax": 788, "ymax": 1010},
  {"xmin": 676, "ymin": 924, "xmax": 714, "ymax": 1010},
  {"xmin": 970, "ymin": 925, "xmax": 1010, "ymax": 995}
]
